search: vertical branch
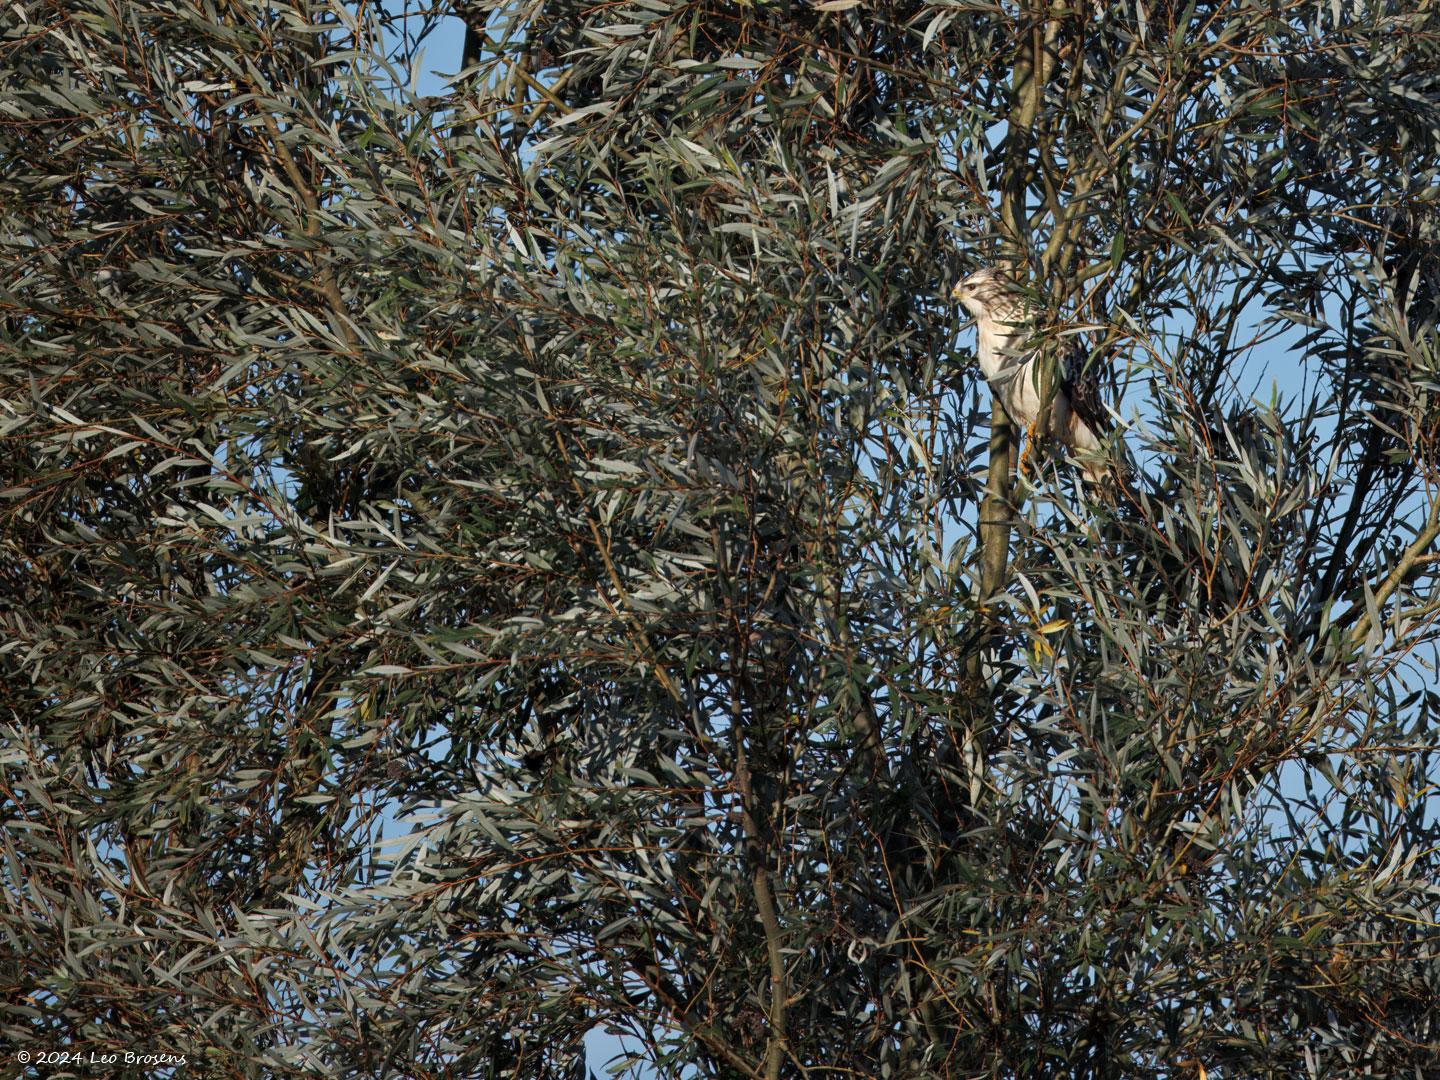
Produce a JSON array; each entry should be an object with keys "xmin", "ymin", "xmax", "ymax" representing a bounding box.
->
[
  {"xmin": 733, "ymin": 726, "xmax": 789, "ymax": 1080},
  {"xmin": 461, "ymin": 16, "xmax": 482, "ymax": 74},
  {"xmin": 449, "ymin": 14, "xmax": 487, "ymax": 144},
  {"xmin": 970, "ymin": 1, "xmax": 1064, "ymax": 665},
  {"xmin": 975, "ymin": 398, "xmax": 1017, "ymax": 618},
  {"xmin": 727, "ymin": 436, "xmax": 801, "ymax": 1079}
]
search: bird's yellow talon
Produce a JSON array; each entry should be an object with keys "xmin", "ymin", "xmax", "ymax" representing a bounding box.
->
[{"xmin": 1018, "ymin": 417, "xmax": 1041, "ymax": 476}]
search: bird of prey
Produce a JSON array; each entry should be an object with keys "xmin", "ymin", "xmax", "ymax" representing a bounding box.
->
[{"xmin": 951, "ymin": 267, "xmax": 1117, "ymax": 484}]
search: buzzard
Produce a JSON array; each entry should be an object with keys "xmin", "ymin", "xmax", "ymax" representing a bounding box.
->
[{"xmin": 951, "ymin": 268, "xmax": 1117, "ymax": 484}]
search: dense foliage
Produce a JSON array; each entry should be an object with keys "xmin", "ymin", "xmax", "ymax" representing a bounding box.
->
[{"xmin": 2, "ymin": 0, "xmax": 1438, "ymax": 1076}]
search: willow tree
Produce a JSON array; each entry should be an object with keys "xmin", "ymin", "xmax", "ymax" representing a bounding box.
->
[{"xmin": 2, "ymin": 0, "xmax": 1438, "ymax": 1076}]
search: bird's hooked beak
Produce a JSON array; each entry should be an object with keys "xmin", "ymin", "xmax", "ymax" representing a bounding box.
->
[
  {"xmin": 950, "ymin": 281, "xmax": 973, "ymax": 319},
  {"xmin": 950, "ymin": 279, "xmax": 981, "ymax": 323}
]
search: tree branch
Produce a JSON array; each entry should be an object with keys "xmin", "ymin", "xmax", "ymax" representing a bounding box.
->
[
  {"xmin": 1345, "ymin": 495, "xmax": 1440, "ymax": 650},
  {"xmin": 732, "ymin": 704, "xmax": 788, "ymax": 1080},
  {"xmin": 970, "ymin": 0, "xmax": 1065, "ymax": 672}
]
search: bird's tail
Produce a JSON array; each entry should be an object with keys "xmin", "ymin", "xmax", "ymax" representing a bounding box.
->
[
  {"xmin": 1067, "ymin": 417, "xmax": 1124, "ymax": 490},
  {"xmin": 1074, "ymin": 430, "xmax": 1135, "ymax": 494}
]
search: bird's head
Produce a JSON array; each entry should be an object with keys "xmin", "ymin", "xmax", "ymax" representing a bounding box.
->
[{"xmin": 950, "ymin": 267, "xmax": 1019, "ymax": 322}]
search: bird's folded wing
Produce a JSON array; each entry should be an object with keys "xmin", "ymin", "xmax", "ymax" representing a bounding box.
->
[{"xmin": 1059, "ymin": 336, "xmax": 1112, "ymax": 434}]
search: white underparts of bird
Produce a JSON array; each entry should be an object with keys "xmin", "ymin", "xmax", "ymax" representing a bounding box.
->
[{"xmin": 951, "ymin": 267, "xmax": 1116, "ymax": 485}]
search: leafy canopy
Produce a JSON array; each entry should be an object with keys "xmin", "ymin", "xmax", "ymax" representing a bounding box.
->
[{"xmin": 1, "ymin": 0, "xmax": 1438, "ymax": 1076}]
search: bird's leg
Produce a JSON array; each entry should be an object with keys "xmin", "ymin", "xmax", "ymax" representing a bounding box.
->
[{"xmin": 1017, "ymin": 416, "xmax": 1043, "ymax": 477}]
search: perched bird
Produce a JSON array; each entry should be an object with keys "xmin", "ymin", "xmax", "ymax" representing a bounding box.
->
[{"xmin": 951, "ymin": 267, "xmax": 1118, "ymax": 484}]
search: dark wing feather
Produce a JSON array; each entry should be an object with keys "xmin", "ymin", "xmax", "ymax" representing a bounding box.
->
[{"xmin": 1059, "ymin": 335, "xmax": 1111, "ymax": 434}]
